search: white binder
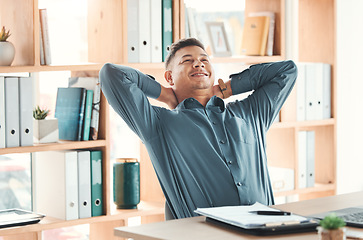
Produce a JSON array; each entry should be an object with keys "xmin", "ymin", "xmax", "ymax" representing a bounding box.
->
[
  {"xmin": 296, "ymin": 63, "xmax": 306, "ymax": 121},
  {"xmin": 305, "ymin": 63, "xmax": 331, "ymax": 120},
  {"xmin": 127, "ymin": 0, "xmax": 139, "ymax": 63},
  {"xmin": 0, "ymin": 76, "xmax": 5, "ymax": 148},
  {"xmin": 19, "ymin": 76, "xmax": 34, "ymax": 146},
  {"xmin": 150, "ymin": 0, "xmax": 162, "ymax": 62},
  {"xmin": 298, "ymin": 131, "xmax": 307, "ymax": 189},
  {"xmin": 321, "ymin": 63, "xmax": 331, "ymax": 119},
  {"xmin": 306, "ymin": 131, "xmax": 315, "ymax": 188},
  {"xmin": 32, "ymin": 151, "xmax": 79, "ymax": 220},
  {"xmin": 4, "ymin": 77, "xmax": 20, "ymax": 148},
  {"xmin": 305, "ymin": 63, "xmax": 317, "ymax": 120},
  {"xmin": 77, "ymin": 150, "xmax": 92, "ymax": 218},
  {"xmin": 139, "ymin": 0, "xmax": 151, "ymax": 62}
]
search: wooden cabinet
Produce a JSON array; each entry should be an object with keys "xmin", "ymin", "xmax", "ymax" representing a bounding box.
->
[{"xmin": 0, "ymin": 0, "xmax": 336, "ymax": 239}]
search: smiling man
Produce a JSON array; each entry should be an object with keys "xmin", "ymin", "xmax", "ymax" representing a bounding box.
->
[{"xmin": 100, "ymin": 38, "xmax": 297, "ymax": 220}]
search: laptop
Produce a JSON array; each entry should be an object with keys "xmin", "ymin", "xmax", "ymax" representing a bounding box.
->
[
  {"xmin": 0, "ymin": 209, "xmax": 45, "ymax": 228},
  {"xmin": 308, "ymin": 206, "xmax": 363, "ymax": 228}
]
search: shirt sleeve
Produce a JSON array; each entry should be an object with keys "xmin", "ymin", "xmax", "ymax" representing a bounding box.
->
[
  {"xmin": 229, "ymin": 60, "xmax": 297, "ymax": 130},
  {"xmin": 99, "ymin": 63, "xmax": 162, "ymax": 142}
]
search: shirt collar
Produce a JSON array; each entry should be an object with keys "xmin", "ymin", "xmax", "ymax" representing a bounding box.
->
[{"xmin": 175, "ymin": 96, "xmax": 225, "ymax": 112}]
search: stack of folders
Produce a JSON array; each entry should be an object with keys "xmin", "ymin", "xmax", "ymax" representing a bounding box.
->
[
  {"xmin": 195, "ymin": 202, "xmax": 318, "ymax": 235},
  {"xmin": 32, "ymin": 150, "xmax": 103, "ymax": 220},
  {"xmin": 127, "ymin": 0, "xmax": 172, "ymax": 63},
  {"xmin": 298, "ymin": 131, "xmax": 315, "ymax": 189},
  {"xmin": 55, "ymin": 83, "xmax": 98, "ymax": 141},
  {"xmin": 295, "ymin": 62, "xmax": 331, "ymax": 121},
  {"xmin": 0, "ymin": 74, "xmax": 34, "ymax": 148}
]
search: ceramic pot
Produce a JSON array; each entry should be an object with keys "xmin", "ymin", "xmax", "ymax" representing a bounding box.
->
[
  {"xmin": 33, "ymin": 118, "xmax": 59, "ymax": 144},
  {"xmin": 0, "ymin": 41, "xmax": 15, "ymax": 66},
  {"xmin": 317, "ymin": 227, "xmax": 346, "ymax": 240}
]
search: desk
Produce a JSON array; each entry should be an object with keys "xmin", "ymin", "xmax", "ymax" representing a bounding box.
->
[{"xmin": 115, "ymin": 191, "xmax": 363, "ymax": 240}]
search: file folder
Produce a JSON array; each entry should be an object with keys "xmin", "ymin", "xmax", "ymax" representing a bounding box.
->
[
  {"xmin": 0, "ymin": 77, "xmax": 5, "ymax": 148},
  {"xmin": 139, "ymin": 0, "xmax": 151, "ymax": 62},
  {"xmin": 296, "ymin": 63, "xmax": 306, "ymax": 121},
  {"xmin": 19, "ymin": 76, "xmax": 34, "ymax": 146},
  {"xmin": 127, "ymin": 0, "xmax": 139, "ymax": 63},
  {"xmin": 150, "ymin": 0, "xmax": 162, "ymax": 62},
  {"xmin": 298, "ymin": 131, "xmax": 307, "ymax": 189},
  {"xmin": 195, "ymin": 202, "xmax": 318, "ymax": 236},
  {"xmin": 306, "ymin": 131, "xmax": 315, "ymax": 188},
  {"xmin": 4, "ymin": 77, "xmax": 20, "ymax": 148},
  {"xmin": 78, "ymin": 150, "xmax": 92, "ymax": 218},
  {"xmin": 90, "ymin": 150, "xmax": 103, "ymax": 216},
  {"xmin": 162, "ymin": 0, "xmax": 173, "ymax": 61},
  {"xmin": 32, "ymin": 151, "xmax": 79, "ymax": 220}
]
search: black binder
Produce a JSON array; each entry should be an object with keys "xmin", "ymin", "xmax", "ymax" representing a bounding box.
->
[{"xmin": 206, "ymin": 217, "xmax": 319, "ymax": 236}]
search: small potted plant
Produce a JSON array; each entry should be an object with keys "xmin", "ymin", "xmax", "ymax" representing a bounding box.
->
[
  {"xmin": 0, "ymin": 26, "xmax": 15, "ymax": 66},
  {"xmin": 33, "ymin": 106, "xmax": 59, "ymax": 143},
  {"xmin": 317, "ymin": 213, "xmax": 346, "ymax": 240}
]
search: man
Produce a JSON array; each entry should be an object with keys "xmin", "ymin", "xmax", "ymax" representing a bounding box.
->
[{"xmin": 100, "ymin": 38, "xmax": 297, "ymax": 219}]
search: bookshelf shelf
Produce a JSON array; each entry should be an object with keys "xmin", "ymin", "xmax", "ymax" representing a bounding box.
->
[
  {"xmin": 0, "ymin": 140, "xmax": 107, "ymax": 155},
  {"xmin": 271, "ymin": 119, "xmax": 336, "ymax": 130},
  {"xmin": 210, "ymin": 55, "xmax": 285, "ymax": 64},
  {"xmin": 274, "ymin": 183, "xmax": 336, "ymax": 198},
  {"xmin": 0, "ymin": 201, "xmax": 164, "ymax": 236}
]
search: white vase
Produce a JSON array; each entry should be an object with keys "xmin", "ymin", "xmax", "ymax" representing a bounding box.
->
[
  {"xmin": 33, "ymin": 118, "xmax": 59, "ymax": 144},
  {"xmin": 0, "ymin": 41, "xmax": 15, "ymax": 66}
]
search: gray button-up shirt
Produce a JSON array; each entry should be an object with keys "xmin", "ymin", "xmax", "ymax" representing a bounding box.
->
[{"xmin": 100, "ymin": 60, "xmax": 297, "ymax": 219}]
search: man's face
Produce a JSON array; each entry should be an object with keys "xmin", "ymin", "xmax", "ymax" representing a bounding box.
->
[{"xmin": 166, "ymin": 46, "xmax": 215, "ymax": 92}]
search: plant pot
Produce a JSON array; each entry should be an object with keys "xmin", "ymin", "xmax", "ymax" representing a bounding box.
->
[
  {"xmin": 33, "ymin": 118, "xmax": 59, "ymax": 144},
  {"xmin": 0, "ymin": 41, "xmax": 15, "ymax": 66},
  {"xmin": 317, "ymin": 226, "xmax": 346, "ymax": 240}
]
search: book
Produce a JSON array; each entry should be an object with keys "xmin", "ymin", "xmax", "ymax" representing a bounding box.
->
[
  {"xmin": 55, "ymin": 87, "xmax": 86, "ymax": 141},
  {"xmin": 82, "ymin": 90, "xmax": 93, "ymax": 141},
  {"xmin": 241, "ymin": 16, "xmax": 270, "ymax": 56},
  {"xmin": 68, "ymin": 77, "xmax": 101, "ymax": 140},
  {"xmin": 248, "ymin": 12, "xmax": 275, "ymax": 56},
  {"xmin": 39, "ymin": 9, "xmax": 51, "ymax": 65},
  {"xmin": 162, "ymin": 0, "xmax": 173, "ymax": 61}
]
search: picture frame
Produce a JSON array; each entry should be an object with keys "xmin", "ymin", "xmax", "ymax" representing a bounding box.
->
[{"xmin": 205, "ymin": 21, "xmax": 232, "ymax": 57}]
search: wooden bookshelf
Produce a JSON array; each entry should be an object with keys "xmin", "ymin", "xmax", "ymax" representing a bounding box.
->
[{"xmin": 0, "ymin": 0, "xmax": 336, "ymax": 239}]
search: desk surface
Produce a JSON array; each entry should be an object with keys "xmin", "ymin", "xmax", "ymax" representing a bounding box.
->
[{"xmin": 115, "ymin": 191, "xmax": 363, "ymax": 240}]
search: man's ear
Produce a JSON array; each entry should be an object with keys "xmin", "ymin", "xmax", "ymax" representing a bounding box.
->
[{"xmin": 164, "ymin": 70, "xmax": 174, "ymax": 86}]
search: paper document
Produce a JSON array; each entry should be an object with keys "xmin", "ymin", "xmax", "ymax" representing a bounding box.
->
[{"xmin": 195, "ymin": 202, "xmax": 310, "ymax": 229}]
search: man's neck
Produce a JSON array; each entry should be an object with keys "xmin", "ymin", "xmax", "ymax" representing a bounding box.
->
[{"xmin": 175, "ymin": 89, "xmax": 214, "ymax": 107}]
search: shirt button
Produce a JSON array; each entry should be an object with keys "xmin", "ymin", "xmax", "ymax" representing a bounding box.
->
[
  {"xmin": 212, "ymin": 121, "xmax": 217, "ymax": 125},
  {"xmin": 228, "ymin": 160, "xmax": 232, "ymax": 164},
  {"xmin": 237, "ymin": 182, "xmax": 242, "ymax": 186},
  {"xmin": 219, "ymin": 140, "xmax": 225, "ymax": 144}
]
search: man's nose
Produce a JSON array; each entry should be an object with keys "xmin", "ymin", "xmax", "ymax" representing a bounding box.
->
[{"xmin": 193, "ymin": 60, "xmax": 205, "ymax": 68}]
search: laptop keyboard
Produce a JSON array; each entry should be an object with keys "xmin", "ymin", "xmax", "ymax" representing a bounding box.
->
[{"xmin": 340, "ymin": 212, "xmax": 363, "ymax": 223}]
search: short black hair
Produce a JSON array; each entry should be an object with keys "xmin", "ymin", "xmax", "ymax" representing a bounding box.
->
[{"xmin": 165, "ymin": 38, "xmax": 206, "ymax": 69}]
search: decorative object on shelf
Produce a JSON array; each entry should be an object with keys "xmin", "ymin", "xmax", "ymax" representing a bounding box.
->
[
  {"xmin": 205, "ymin": 21, "xmax": 232, "ymax": 57},
  {"xmin": 317, "ymin": 213, "xmax": 346, "ymax": 240},
  {"xmin": 33, "ymin": 106, "xmax": 59, "ymax": 143},
  {"xmin": 0, "ymin": 26, "xmax": 15, "ymax": 66},
  {"xmin": 113, "ymin": 158, "xmax": 140, "ymax": 209}
]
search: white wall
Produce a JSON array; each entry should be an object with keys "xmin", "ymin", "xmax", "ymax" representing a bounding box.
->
[{"xmin": 336, "ymin": 0, "xmax": 363, "ymax": 194}]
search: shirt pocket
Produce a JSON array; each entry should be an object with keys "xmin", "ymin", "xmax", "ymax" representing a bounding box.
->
[{"xmin": 225, "ymin": 116, "xmax": 256, "ymax": 144}]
